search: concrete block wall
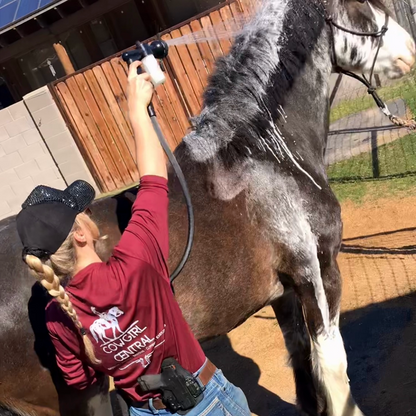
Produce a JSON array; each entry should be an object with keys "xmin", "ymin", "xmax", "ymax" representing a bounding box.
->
[
  {"xmin": 0, "ymin": 102, "xmax": 66, "ymax": 219},
  {"xmin": 0, "ymin": 86, "xmax": 99, "ymax": 221},
  {"xmin": 24, "ymin": 87, "xmax": 98, "ymax": 193}
]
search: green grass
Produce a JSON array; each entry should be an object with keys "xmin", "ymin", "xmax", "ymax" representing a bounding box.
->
[
  {"xmin": 330, "ymin": 71, "xmax": 416, "ymax": 123},
  {"xmin": 331, "ymin": 175, "xmax": 416, "ymax": 204},
  {"xmin": 328, "ymin": 71, "xmax": 416, "ymax": 204},
  {"xmin": 327, "ymin": 132, "xmax": 416, "ymax": 204},
  {"xmin": 328, "ymin": 132, "xmax": 416, "ymax": 180}
]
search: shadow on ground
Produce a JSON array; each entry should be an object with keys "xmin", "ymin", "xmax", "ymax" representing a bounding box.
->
[
  {"xmin": 111, "ymin": 292, "xmax": 416, "ymax": 416},
  {"xmin": 204, "ymin": 292, "xmax": 416, "ymax": 416},
  {"xmin": 203, "ymin": 335, "xmax": 298, "ymax": 416},
  {"xmin": 342, "ymin": 292, "xmax": 416, "ymax": 415}
]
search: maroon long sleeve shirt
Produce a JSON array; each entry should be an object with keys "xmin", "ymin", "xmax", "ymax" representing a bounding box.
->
[{"xmin": 45, "ymin": 176, "xmax": 205, "ymax": 402}]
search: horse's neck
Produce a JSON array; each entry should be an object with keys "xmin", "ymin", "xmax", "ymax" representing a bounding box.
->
[
  {"xmin": 173, "ymin": 16, "xmax": 333, "ymax": 192},
  {"xmin": 280, "ymin": 39, "xmax": 333, "ymax": 161}
]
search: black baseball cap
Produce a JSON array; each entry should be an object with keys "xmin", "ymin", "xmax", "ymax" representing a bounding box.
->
[{"xmin": 16, "ymin": 180, "xmax": 96, "ymax": 260}]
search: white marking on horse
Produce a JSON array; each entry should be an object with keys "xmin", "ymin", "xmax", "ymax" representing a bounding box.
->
[
  {"xmin": 265, "ymin": 113, "xmax": 322, "ymax": 190},
  {"xmin": 311, "ymin": 324, "xmax": 363, "ymax": 416},
  {"xmin": 369, "ymin": 4, "xmax": 415, "ymax": 78},
  {"xmin": 333, "ymin": 2, "xmax": 415, "ymax": 79}
]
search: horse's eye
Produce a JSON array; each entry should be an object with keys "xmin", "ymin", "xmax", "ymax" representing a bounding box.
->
[{"xmin": 357, "ymin": 0, "xmax": 366, "ymax": 3}]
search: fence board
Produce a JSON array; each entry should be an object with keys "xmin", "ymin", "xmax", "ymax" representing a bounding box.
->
[
  {"xmin": 236, "ymin": 0, "xmax": 251, "ymax": 17},
  {"xmin": 74, "ymin": 72, "xmax": 130, "ymax": 187},
  {"xmin": 152, "ymin": 94, "xmax": 177, "ymax": 148},
  {"xmin": 161, "ymin": 67, "xmax": 192, "ymax": 131},
  {"xmin": 220, "ymin": 6, "xmax": 239, "ymax": 45},
  {"xmin": 55, "ymin": 82, "xmax": 114, "ymax": 192},
  {"xmin": 69, "ymin": 75, "xmax": 125, "ymax": 190},
  {"xmin": 87, "ymin": 67, "xmax": 138, "ymax": 182},
  {"xmin": 210, "ymin": 10, "xmax": 232, "ymax": 54},
  {"xmin": 230, "ymin": 1, "xmax": 246, "ymax": 23},
  {"xmin": 100, "ymin": 62, "xmax": 136, "ymax": 154},
  {"xmin": 155, "ymin": 83, "xmax": 185, "ymax": 146},
  {"xmin": 180, "ymin": 25, "xmax": 209, "ymax": 88},
  {"xmin": 53, "ymin": 84, "xmax": 102, "ymax": 189},
  {"xmin": 162, "ymin": 33, "xmax": 201, "ymax": 115},
  {"xmin": 109, "ymin": 58, "xmax": 133, "ymax": 136},
  {"xmin": 171, "ymin": 29, "xmax": 205, "ymax": 109},
  {"xmin": 200, "ymin": 15, "xmax": 224, "ymax": 59},
  {"xmin": 190, "ymin": 19, "xmax": 217, "ymax": 74}
]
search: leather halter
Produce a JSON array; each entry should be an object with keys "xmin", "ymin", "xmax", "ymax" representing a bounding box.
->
[{"xmin": 326, "ymin": 8, "xmax": 393, "ymax": 118}]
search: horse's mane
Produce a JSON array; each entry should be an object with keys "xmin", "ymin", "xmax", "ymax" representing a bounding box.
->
[{"xmin": 184, "ymin": 0, "xmax": 326, "ymax": 164}]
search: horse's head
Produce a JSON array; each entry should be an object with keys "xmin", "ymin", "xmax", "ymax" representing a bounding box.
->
[{"xmin": 328, "ymin": 0, "xmax": 415, "ymax": 78}]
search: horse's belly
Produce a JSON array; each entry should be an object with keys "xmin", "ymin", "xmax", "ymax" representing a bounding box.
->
[{"xmin": 169, "ymin": 194, "xmax": 282, "ymax": 340}]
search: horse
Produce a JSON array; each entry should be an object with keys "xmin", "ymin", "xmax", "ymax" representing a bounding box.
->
[{"xmin": 0, "ymin": 0, "xmax": 414, "ymax": 415}]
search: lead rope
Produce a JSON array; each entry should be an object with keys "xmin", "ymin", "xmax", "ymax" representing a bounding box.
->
[{"xmin": 338, "ymin": 69, "xmax": 416, "ymax": 130}]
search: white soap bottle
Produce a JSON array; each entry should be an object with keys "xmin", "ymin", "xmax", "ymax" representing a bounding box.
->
[{"xmin": 142, "ymin": 54, "xmax": 166, "ymax": 87}]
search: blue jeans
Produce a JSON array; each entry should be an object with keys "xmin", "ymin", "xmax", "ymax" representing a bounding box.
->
[{"xmin": 129, "ymin": 369, "xmax": 251, "ymax": 416}]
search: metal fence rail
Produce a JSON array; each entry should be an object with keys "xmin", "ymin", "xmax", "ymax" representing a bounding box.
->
[
  {"xmin": 326, "ymin": 70, "xmax": 416, "ymax": 183},
  {"xmin": 325, "ymin": 0, "xmax": 416, "ymax": 183}
]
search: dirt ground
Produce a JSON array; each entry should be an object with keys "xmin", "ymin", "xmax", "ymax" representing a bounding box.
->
[{"xmin": 202, "ymin": 196, "xmax": 416, "ymax": 416}]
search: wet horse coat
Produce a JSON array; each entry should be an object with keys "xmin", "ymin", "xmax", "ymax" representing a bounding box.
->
[{"xmin": 0, "ymin": 0, "xmax": 414, "ymax": 415}]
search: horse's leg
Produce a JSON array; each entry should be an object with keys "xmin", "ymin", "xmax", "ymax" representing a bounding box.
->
[
  {"xmin": 271, "ymin": 287, "xmax": 325, "ymax": 415},
  {"xmin": 292, "ymin": 252, "xmax": 363, "ymax": 416},
  {"xmin": 59, "ymin": 374, "xmax": 112, "ymax": 416}
]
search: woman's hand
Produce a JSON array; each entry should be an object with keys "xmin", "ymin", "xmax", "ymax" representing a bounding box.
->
[
  {"xmin": 126, "ymin": 60, "xmax": 167, "ymax": 179},
  {"xmin": 127, "ymin": 61, "xmax": 154, "ymax": 121}
]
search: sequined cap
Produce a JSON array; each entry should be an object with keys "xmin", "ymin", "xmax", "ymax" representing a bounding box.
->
[
  {"xmin": 22, "ymin": 180, "xmax": 95, "ymax": 212},
  {"xmin": 16, "ymin": 180, "xmax": 96, "ymax": 259}
]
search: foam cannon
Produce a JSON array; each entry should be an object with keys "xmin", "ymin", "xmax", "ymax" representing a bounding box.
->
[{"xmin": 122, "ymin": 41, "xmax": 194, "ymax": 287}]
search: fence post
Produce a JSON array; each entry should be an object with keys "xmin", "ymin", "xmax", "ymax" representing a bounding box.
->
[
  {"xmin": 330, "ymin": 74, "xmax": 343, "ymax": 108},
  {"xmin": 393, "ymin": 0, "xmax": 416, "ymax": 41},
  {"xmin": 371, "ymin": 130, "xmax": 380, "ymax": 179}
]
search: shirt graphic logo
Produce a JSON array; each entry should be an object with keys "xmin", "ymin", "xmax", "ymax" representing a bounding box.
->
[{"xmin": 89, "ymin": 306, "xmax": 124, "ymax": 343}]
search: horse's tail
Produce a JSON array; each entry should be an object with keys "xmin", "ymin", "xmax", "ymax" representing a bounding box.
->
[{"xmin": 0, "ymin": 399, "xmax": 57, "ymax": 416}]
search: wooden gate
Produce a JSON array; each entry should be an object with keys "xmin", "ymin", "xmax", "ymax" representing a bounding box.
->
[{"xmin": 49, "ymin": 0, "xmax": 257, "ymax": 192}]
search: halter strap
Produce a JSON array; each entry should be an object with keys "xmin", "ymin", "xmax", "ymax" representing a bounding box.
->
[
  {"xmin": 325, "ymin": 14, "xmax": 389, "ymax": 38},
  {"xmin": 326, "ymin": 11, "xmax": 389, "ymax": 92},
  {"xmin": 326, "ymin": 12, "xmax": 416, "ymax": 129}
]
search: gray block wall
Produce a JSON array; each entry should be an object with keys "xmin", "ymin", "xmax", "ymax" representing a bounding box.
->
[{"xmin": 0, "ymin": 87, "xmax": 99, "ymax": 221}]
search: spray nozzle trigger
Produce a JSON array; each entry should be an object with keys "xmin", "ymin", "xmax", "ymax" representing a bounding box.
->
[
  {"xmin": 122, "ymin": 40, "xmax": 169, "ymax": 63},
  {"xmin": 122, "ymin": 40, "xmax": 169, "ymax": 86}
]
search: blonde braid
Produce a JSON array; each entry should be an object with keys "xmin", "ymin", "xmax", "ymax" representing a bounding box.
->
[{"xmin": 25, "ymin": 254, "xmax": 100, "ymax": 365}]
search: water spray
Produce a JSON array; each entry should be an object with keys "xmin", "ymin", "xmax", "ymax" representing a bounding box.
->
[{"xmin": 122, "ymin": 41, "xmax": 194, "ymax": 286}]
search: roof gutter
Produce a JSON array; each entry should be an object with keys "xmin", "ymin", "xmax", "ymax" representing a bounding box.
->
[{"xmin": 0, "ymin": 0, "xmax": 69, "ymax": 36}]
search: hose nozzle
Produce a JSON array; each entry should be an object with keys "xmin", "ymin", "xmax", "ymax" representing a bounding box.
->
[{"xmin": 122, "ymin": 40, "xmax": 169, "ymax": 86}]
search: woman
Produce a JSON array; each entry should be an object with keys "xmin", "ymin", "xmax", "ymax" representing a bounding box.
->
[{"xmin": 16, "ymin": 61, "xmax": 251, "ymax": 416}]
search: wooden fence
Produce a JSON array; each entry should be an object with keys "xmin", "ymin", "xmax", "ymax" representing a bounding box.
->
[{"xmin": 49, "ymin": 0, "xmax": 257, "ymax": 192}]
